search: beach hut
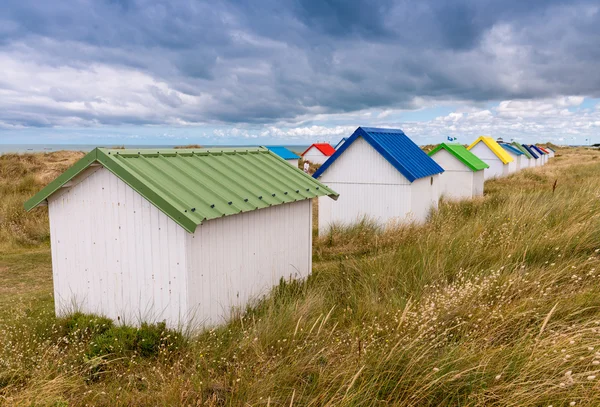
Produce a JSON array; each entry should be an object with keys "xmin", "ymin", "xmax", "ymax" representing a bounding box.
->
[
  {"xmin": 301, "ymin": 143, "xmax": 335, "ymax": 165},
  {"xmin": 545, "ymin": 147, "xmax": 556, "ymax": 158},
  {"xmin": 511, "ymin": 142, "xmax": 535, "ymax": 168},
  {"xmin": 467, "ymin": 136, "xmax": 514, "ymax": 180},
  {"xmin": 538, "ymin": 146, "xmax": 552, "ymax": 161},
  {"xmin": 265, "ymin": 146, "xmax": 300, "ymax": 167},
  {"xmin": 24, "ymin": 147, "xmax": 338, "ymax": 328},
  {"xmin": 500, "ymin": 143, "xmax": 525, "ymax": 172},
  {"xmin": 531, "ymin": 145, "xmax": 547, "ymax": 165},
  {"xmin": 522, "ymin": 144, "xmax": 541, "ymax": 167},
  {"xmin": 313, "ymin": 127, "xmax": 444, "ymax": 235},
  {"xmin": 428, "ymin": 143, "xmax": 489, "ymax": 200},
  {"xmin": 334, "ymin": 137, "xmax": 348, "ymax": 150}
]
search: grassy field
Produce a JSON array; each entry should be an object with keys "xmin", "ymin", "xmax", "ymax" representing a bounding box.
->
[{"xmin": 2, "ymin": 147, "xmax": 600, "ymax": 406}]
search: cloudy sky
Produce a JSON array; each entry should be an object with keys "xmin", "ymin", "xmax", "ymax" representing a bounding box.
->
[{"xmin": 1, "ymin": 0, "xmax": 600, "ymax": 146}]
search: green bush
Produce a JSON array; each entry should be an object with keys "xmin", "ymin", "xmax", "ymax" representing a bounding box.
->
[{"xmin": 87, "ymin": 321, "xmax": 185, "ymax": 358}]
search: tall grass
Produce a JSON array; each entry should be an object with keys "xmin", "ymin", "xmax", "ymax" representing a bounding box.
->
[
  {"xmin": 0, "ymin": 151, "xmax": 83, "ymax": 249},
  {"xmin": 2, "ymin": 147, "xmax": 600, "ymax": 406}
]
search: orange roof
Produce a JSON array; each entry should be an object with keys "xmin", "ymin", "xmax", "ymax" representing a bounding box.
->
[{"xmin": 301, "ymin": 143, "xmax": 335, "ymax": 157}]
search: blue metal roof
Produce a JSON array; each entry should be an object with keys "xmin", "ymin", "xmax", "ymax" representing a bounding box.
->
[
  {"xmin": 522, "ymin": 144, "xmax": 539, "ymax": 159},
  {"xmin": 313, "ymin": 127, "xmax": 444, "ymax": 182},
  {"xmin": 265, "ymin": 146, "xmax": 300, "ymax": 160},
  {"xmin": 501, "ymin": 143, "xmax": 525, "ymax": 156},
  {"xmin": 530, "ymin": 145, "xmax": 546, "ymax": 155}
]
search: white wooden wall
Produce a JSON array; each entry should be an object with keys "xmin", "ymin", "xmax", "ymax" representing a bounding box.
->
[
  {"xmin": 473, "ymin": 170, "xmax": 485, "ymax": 197},
  {"xmin": 470, "ymin": 143, "xmax": 508, "ymax": 180},
  {"xmin": 410, "ymin": 174, "xmax": 440, "ymax": 222},
  {"xmin": 185, "ymin": 200, "xmax": 312, "ymax": 327},
  {"xmin": 317, "ymin": 137, "xmax": 439, "ymax": 234},
  {"xmin": 286, "ymin": 158, "xmax": 299, "ymax": 168},
  {"xmin": 48, "ymin": 167, "xmax": 189, "ymax": 328},
  {"xmin": 303, "ymin": 147, "xmax": 330, "ymax": 165},
  {"xmin": 430, "ymin": 149, "xmax": 476, "ymax": 200},
  {"xmin": 503, "ymin": 151, "xmax": 522, "ymax": 173}
]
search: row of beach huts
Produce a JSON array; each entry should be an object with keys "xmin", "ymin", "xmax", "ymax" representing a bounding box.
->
[
  {"xmin": 24, "ymin": 127, "xmax": 555, "ymax": 329},
  {"xmin": 278, "ymin": 128, "xmax": 555, "ymax": 235}
]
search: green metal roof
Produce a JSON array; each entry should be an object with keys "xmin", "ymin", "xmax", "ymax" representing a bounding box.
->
[
  {"xmin": 510, "ymin": 142, "xmax": 533, "ymax": 158},
  {"xmin": 24, "ymin": 147, "xmax": 338, "ymax": 233},
  {"xmin": 428, "ymin": 143, "xmax": 489, "ymax": 172}
]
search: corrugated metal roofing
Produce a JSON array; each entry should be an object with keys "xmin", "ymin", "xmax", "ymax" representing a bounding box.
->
[
  {"xmin": 265, "ymin": 146, "xmax": 300, "ymax": 160},
  {"xmin": 313, "ymin": 127, "xmax": 444, "ymax": 182},
  {"xmin": 530, "ymin": 145, "xmax": 546, "ymax": 155},
  {"xmin": 511, "ymin": 142, "xmax": 533, "ymax": 158},
  {"xmin": 467, "ymin": 136, "xmax": 514, "ymax": 164},
  {"xmin": 301, "ymin": 143, "xmax": 336, "ymax": 157},
  {"xmin": 522, "ymin": 144, "xmax": 539, "ymax": 159},
  {"xmin": 428, "ymin": 143, "xmax": 489, "ymax": 172},
  {"xmin": 24, "ymin": 147, "xmax": 338, "ymax": 233},
  {"xmin": 501, "ymin": 143, "xmax": 525, "ymax": 156}
]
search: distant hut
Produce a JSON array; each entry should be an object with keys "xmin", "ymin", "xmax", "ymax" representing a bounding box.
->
[
  {"xmin": 522, "ymin": 144, "xmax": 542, "ymax": 167},
  {"xmin": 545, "ymin": 147, "xmax": 556, "ymax": 158},
  {"xmin": 301, "ymin": 143, "xmax": 335, "ymax": 165},
  {"xmin": 334, "ymin": 137, "xmax": 348, "ymax": 150},
  {"xmin": 24, "ymin": 147, "xmax": 338, "ymax": 328},
  {"xmin": 265, "ymin": 146, "xmax": 301, "ymax": 167},
  {"xmin": 467, "ymin": 136, "xmax": 514, "ymax": 179},
  {"xmin": 530, "ymin": 145, "xmax": 547, "ymax": 165},
  {"xmin": 538, "ymin": 146, "xmax": 552, "ymax": 161},
  {"xmin": 500, "ymin": 143, "xmax": 525, "ymax": 172},
  {"xmin": 428, "ymin": 143, "xmax": 489, "ymax": 200},
  {"xmin": 510, "ymin": 142, "xmax": 535, "ymax": 168},
  {"xmin": 313, "ymin": 127, "xmax": 444, "ymax": 234}
]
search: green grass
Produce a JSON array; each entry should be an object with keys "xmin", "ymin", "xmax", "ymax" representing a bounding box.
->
[{"xmin": 2, "ymin": 147, "xmax": 600, "ymax": 406}]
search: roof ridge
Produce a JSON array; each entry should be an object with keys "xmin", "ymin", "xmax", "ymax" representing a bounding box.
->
[
  {"xmin": 428, "ymin": 142, "xmax": 489, "ymax": 172},
  {"xmin": 467, "ymin": 136, "xmax": 514, "ymax": 164},
  {"xmin": 313, "ymin": 127, "xmax": 444, "ymax": 181},
  {"xmin": 25, "ymin": 147, "xmax": 338, "ymax": 233}
]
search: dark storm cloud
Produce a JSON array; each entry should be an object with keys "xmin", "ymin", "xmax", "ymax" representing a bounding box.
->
[{"xmin": 0, "ymin": 0, "xmax": 599, "ymax": 127}]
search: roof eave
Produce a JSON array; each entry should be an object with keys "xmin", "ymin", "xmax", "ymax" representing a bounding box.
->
[{"xmin": 24, "ymin": 148, "xmax": 100, "ymax": 211}]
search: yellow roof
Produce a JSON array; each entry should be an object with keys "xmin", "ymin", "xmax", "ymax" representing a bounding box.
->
[{"xmin": 467, "ymin": 136, "xmax": 514, "ymax": 164}]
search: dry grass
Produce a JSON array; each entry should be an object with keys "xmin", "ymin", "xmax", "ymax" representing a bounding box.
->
[
  {"xmin": 0, "ymin": 151, "xmax": 84, "ymax": 249},
  {"xmin": 2, "ymin": 146, "xmax": 600, "ymax": 406},
  {"xmin": 174, "ymin": 144, "xmax": 203, "ymax": 149}
]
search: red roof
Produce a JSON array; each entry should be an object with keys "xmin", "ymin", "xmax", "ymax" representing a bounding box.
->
[
  {"xmin": 538, "ymin": 146, "xmax": 550, "ymax": 154},
  {"xmin": 301, "ymin": 143, "xmax": 335, "ymax": 157}
]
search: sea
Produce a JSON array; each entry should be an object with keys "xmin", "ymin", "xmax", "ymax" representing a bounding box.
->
[{"xmin": 0, "ymin": 144, "xmax": 310, "ymax": 155}]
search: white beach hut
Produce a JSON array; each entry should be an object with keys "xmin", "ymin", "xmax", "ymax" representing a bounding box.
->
[
  {"xmin": 265, "ymin": 146, "xmax": 301, "ymax": 167},
  {"xmin": 301, "ymin": 143, "xmax": 336, "ymax": 165},
  {"xmin": 531, "ymin": 145, "xmax": 547, "ymax": 165},
  {"xmin": 467, "ymin": 136, "xmax": 514, "ymax": 180},
  {"xmin": 522, "ymin": 144, "xmax": 542, "ymax": 167},
  {"xmin": 334, "ymin": 137, "xmax": 348, "ymax": 150},
  {"xmin": 313, "ymin": 127, "xmax": 444, "ymax": 235},
  {"xmin": 500, "ymin": 143, "xmax": 525, "ymax": 172},
  {"xmin": 511, "ymin": 142, "xmax": 535, "ymax": 168},
  {"xmin": 428, "ymin": 143, "xmax": 489, "ymax": 200},
  {"xmin": 24, "ymin": 147, "xmax": 338, "ymax": 329}
]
